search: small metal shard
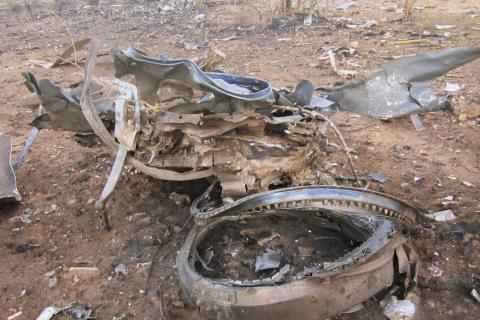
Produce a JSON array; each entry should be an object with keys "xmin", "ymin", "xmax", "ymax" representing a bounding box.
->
[
  {"xmin": 0, "ymin": 133, "xmax": 21, "ymax": 203},
  {"xmin": 255, "ymin": 248, "xmax": 282, "ymax": 272},
  {"xmin": 13, "ymin": 105, "xmax": 45, "ymax": 171}
]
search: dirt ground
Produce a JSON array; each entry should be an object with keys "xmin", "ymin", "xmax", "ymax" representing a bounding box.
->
[{"xmin": 0, "ymin": 0, "xmax": 479, "ymax": 319}]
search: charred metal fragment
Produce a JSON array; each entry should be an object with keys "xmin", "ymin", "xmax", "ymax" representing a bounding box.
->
[
  {"xmin": 178, "ymin": 186, "xmax": 419, "ymax": 320},
  {"xmin": 22, "ymin": 72, "xmax": 115, "ymax": 133},
  {"xmin": 326, "ymin": 46, "xmax": 480, "ymax": 118},
  {"xmin": 0, "ymin": 133, "xmax": 21, "ymax": 203},
  {"xmin": 105, "ymin": 46, "xmax": 331, "ymax": 197}
]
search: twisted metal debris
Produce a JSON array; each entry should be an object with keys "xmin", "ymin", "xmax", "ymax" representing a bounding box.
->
[
  {"xmin": 178, "ymin": 186, "xmax": 419, "ymax": 320},
  {"xmin": 20, "ymin": 42, "xmax": 480, "ymax": 204},
  {"xmin": 0, "ymin": 133, "xmax": 21, "ymax": 203}
]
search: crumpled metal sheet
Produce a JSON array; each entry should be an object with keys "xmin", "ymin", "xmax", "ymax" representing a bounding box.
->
[
  {"xmin": 326, "ymin": 46, "xmax": 480, "ymax": 118},
  {"xmin": 178, "ymin": 186, "xmax": 419, "ymax": 320},
  {"xmin": 112, "ymin": 47, "xmax": 275, "ymax": 105},
  {"xmin": 22, "ymin": 72, "xmax": 115, "ymax": 133},
  {"xmin": 0, "ymin": 133, "xmax": 21, "ymax": 203}
]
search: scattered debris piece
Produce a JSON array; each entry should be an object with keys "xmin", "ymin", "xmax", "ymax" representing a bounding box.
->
[
  {"xmin": 435, "ymin": 24, "xmax": 456, "ymax": 30},
  {"xmin": 67, "ymin": 303, "xmax": 92, "ymax": 319},
  {"xmin": 68, "ymin": 266, "xmax": 100, "ymax": 281},
  {"xmin": 444, "ymin": 82, "xmax": 462, "ymax": 92},
  {"xmin": 425, "ymin": 210, "xmax": 457, "ymax": 222},
  {"xmin": 7, "ymin": 311, "xmax": 22, "ymax": 320},
  {"xmin": 383, "ymin": 297, "xmax": 416, "ymax": 320},
  {"xmin": 183, "ymin": 41, "xmax": 199, "ymax": 50},
  {"xmin": 114, "ymin": 264, "xmax": 127, "ymax": 276},
  {"xmin": 462, "ymin": 181, "xmax": 475, "ymax": 187},
  {"xmin": 6, "ymin": 240, "xmax": 40, "ymax": 253},
  {"xmin": 255, "ymin": 248, "xmax": 282, "ymax": 272},
  {"xmin": 303, "ymin": 14, "xmax": 312, "ymax": 26},
  {"xmin": 35, "ymin": 303, "xmax": 91, "ymax": 320},
  {"xmin": 36, "ymin": 306, "xmax": 64, "ymax": 320},
  {"xmin": 428, "ymin": 265, "xmax": 444, "ymax": 277},
  {"xmin": 471, "ymin": 288, "xmax": 480, "ymax": 304},
  {"xmin": 0, "ymin": 133, "xmax": 21, "ymax": 203},
  {"xmin": 369, "ymin": 172, "xmax": 390, "ymax": 183},
  {"xmin": 30, "ymin": 38, "xmax": 91, "ymax": 69},
  {"xmin": 413, "ymin": 176, "xmax": 423, "ymax": 183}
]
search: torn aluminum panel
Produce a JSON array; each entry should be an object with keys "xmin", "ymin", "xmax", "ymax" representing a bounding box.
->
[
  {"xmin": 22, "ymin": 72, "xmax": 115, "ymax": 133},
  {"xmin": 178, "ymin": 186, "xmax": 419, "ymax": 320},
  {"xmin": 326, "ymin": 46, "xmax": 480, "ymax": 118},
  {"xmin": 0, "ymin": 133, "xmax": 21, "ymax": 203}
]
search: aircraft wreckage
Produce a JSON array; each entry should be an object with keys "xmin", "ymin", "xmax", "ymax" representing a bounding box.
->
[{"xmin": 1, "ymin": 41, "xmax": 479, "ymax": 318}]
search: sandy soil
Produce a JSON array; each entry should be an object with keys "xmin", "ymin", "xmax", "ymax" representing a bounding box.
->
[{"xmin": 0, "ymin": 0, "xmax": 479, "ymax": 319}]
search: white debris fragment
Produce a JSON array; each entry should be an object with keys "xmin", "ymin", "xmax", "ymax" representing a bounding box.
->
[
  {"xmin": 444, "ymin": 82, "xmax": 462, "ymax": 92},
  {"xmin": 114, "ymin": 263, "xmax": 128, "ymax": 275},
  {"xmin": 435, "ymin": 24, "xmax": 456, "ymax": 30},
  {"xmin": 471, "ymin": 288, "xmax": 480, "ymax": 303},
  {"xmin": 194, "ymin": 13, "xmax": 205, "ymax": 22},
  {"xmin": 383, "ymin": 297, "xmax": 416, "ymax": 320},
  {"xmin": 428, "ymin": 265, "xmax": 444, "ymax": 277},
  {"xmin": 303, "ymin": 14, "xmax": 313, "ymax": 26},
  {"xmin": 462, "ymin": 181, "xmax": 475, "ymax": 187},
  {"xmin": 36, "ymin": 307, "xmax": 63, "ymax": 320},
  {"xmin": 443, "ymin": 195, "xmax": 454, "ymax": 201},
  {"xmin": 159, "ymin": 4, "xmax": 174, "ymax": 12},
  {"xmin": 8, "ymin": 311, "xmax": 22, "ymax": 320},
  {"xmin": 425, "ymin": 210, "xmax": 457, "ymax": 222}
]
